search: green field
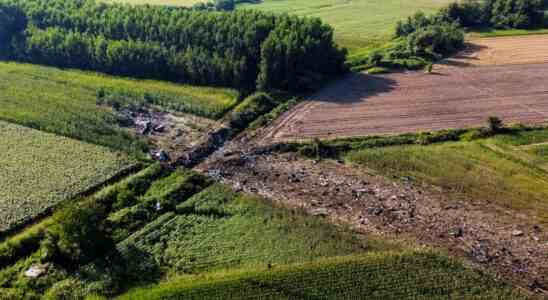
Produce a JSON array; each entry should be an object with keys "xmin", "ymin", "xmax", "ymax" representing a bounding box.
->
[
  {"xmin": 238, "ymin": 0, "xmax": 454, "ymax": 50},
  {"xmin": 0, "ymin": 62, "xmax": 238, "ymax": 154},
  {"xmin": 0, "ymin": 168, "xmax": 525, "ymax": 299},
  {"xmin": 107, "ymin": 0, "xmax": 453, "ymax": 51},
  {"xmin": 119, "ymin": 251, "xmax": 524, "ymax": 300},
  {"xmin": 0, "ymin": 121, "xmax": 136, "ymax": 233},
  {"xmin": 346, "ymin": 129, "xmax": 548, "ymax": 223},
  {"xmin": 470, "ymin": 27, "xmax": 548, "ymax": 38},
  {"xmin": 118, "ymin": 183, "xmax": 380, "ymax": 276}
]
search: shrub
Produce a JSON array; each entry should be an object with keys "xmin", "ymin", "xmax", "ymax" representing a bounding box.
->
[
  {"xmin": 366, "ymin": 66, "xmax": 390, "ymax": 74},
  {"xmin": 215, "ymin": 0, "xmax": 235, "ymax": 11},
  {"xmin": 487, "ymin": 116, "xmax": 504, "ymax": 133},
  {"xmin": 96, "ymin": 163, "xmax": 168, "ymax": 210},
  {"xmin": 228, "ymin": 93, "xmax": 276, "ymax": 131},
  {"xmin": 406, "ymin": 23, "xmax": 464, "ymax": 58},
  {"xmin": 438, "ymin": 0, "xmax": 486, "ymax": 27},
  {"xmin": 42, "ymin": 201, "xmax": 115, "ymax": 267},
  {"xmin": 0, "ymin": 3, "xmax": 26, "ymax": 57},
  {"xmin": 395, "ymin": 11, "xmax": 435, "ymax": 37},
  {"xmin": 489, "ymin": 0, "xmax": 545, "ymax": 29}
]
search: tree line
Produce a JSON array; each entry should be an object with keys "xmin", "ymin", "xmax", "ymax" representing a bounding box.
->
[
  {"xmin": 0, "ymin": 0, "xmax": 346, "ymax": 92},
  {"xmin": 399, "ymin": 0, "xmax": 548, "ymax": 32}
]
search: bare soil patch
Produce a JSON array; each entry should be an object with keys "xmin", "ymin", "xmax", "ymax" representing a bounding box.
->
[
  {"xmin": 264, "ymin": 62, "xmax": 548, "ymax": 143},
  {"xmin": 120, "ymin": 106, "xmax": 222, "ymax": 161},
  {"xmin": 449, "ymin": 35, "xmax": 548, "ymax": 66}
]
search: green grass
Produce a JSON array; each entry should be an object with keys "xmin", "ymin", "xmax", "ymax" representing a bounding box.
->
[
  {"xmin": 0, "ymin": 120, "xmax": 136, "ymax": 233},
  {"xmin": 238, "ymin": 0, "xmax": 454, "ymax": 51},
  {"xmin": 346, "ymin": 129, "xmax": 548, "ymax": 223},
  {"xmin": 0, "ymin": 62, "xmax": 238, "ymax": 154},
  {"xmin": 118, "ymin": 250, "xmax": 524, "ymax": 300},
  {"xmin": 469, "ymin": 27, "xmax": 548, "ymax": 38},
  {"xmin": 118, "ymin": 183, "xmax": 379, "ymax": 276}
]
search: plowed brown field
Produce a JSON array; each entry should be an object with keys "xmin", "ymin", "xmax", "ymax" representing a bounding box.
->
[
  {"xmin": 265, "ymin": 36, "xmax": 548, "ymax": 142},
  {"xmin": 450, "ymin": 35, "xmax": 548, "ymax": 66}
]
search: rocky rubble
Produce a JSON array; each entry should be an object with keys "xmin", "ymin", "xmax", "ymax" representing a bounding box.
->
[{"xmin": 199, "ymin": 150, "xmax": 548, "ymax": 296}]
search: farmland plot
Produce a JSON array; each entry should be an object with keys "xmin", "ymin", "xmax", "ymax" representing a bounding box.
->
[
  {"xmin": 450, "ymin": 35, "xmax": 548, "ymax": 66},
  {"xmin": 265, "ymin": 62, "xmax": 548, "ymax": 143},
  {"xmin": 0, "ymin": 121, "xmax": 136, "ymax": 233}
]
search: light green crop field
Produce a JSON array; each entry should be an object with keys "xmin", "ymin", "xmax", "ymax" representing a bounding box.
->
[
  {"xmin": 0, "ymin": 62, "xmax": 238, "ymax": 154},
  {"xmin": 119, "ymin": 251, "xmax": 524, "ymax": 300},
  {"xmin": 115, "ymin": 183, "xmax": 523, "ymax": 300},
  {"xmin": 238, "ymin": 0, "xmax": 455, "ymax": 50},
  {"xmin": 346, "ymin": 129, "xmax": 548, "ymax": 223},
  {"xmin": 117, "ymin": 183, "xmax": 382, "ymax": 275},
  {"xmin": 0, "ymin": 121, "xmax": 136, "ymax": 233}
]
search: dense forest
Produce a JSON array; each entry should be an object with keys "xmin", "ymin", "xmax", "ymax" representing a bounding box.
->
[{"xmin": 0, "ymin": 0, "xmax": 346, "ymax": 92}]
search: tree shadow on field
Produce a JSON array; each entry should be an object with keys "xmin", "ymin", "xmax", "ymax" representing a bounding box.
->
[
  {"xmin": 440, "ymin": 42, "xmax": 489, "ymax": 68},
  {"xmin": 309, "ymin": 72, "xmax": 398, "ymax": 104}
]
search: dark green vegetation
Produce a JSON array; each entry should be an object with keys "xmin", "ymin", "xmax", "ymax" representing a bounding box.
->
[
  {"xmin": 227, "ymin": 92, "xmax": 277, "ymax": 131},
  {"xmin": 337, "ymin": 127, "xmax": 548, "ymax": 223},
  {"xmin": 0, "ymin": 120, "xmax": 136, "ymax": 233},
  {"xmin": 0, "ymin": 164, "xmax": 166, "ymax": 271},
  {"xmin": 0, "ymin": 164, "xmax": 526, "ymax": 299},
  {"xmin": 0, "ymin": 2, "xmax": 25, "ymax": 58},
  {"xmin": 0, "ymin": 61, "xmax": 237, "ymax": 154},
  {"xmin": 349, "ymin": 0, "xmax": 548, "ymax": 72},
  {"xmin": 0, "ymin": 0, "xmax": 346, "ymax": 92},
  {"xmin": 349, "ymin": 9, "xmax": 465, "ymax": 72},
  {"xmin": 441, "ymin": 0, "xmax": 548, "ymax": 29}
]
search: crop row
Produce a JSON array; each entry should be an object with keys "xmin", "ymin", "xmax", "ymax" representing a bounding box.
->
[{"xmin": 0, "ymin": 120, "xmax": 136, "ymax": 233}]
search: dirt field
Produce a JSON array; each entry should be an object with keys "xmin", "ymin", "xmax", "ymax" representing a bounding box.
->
[
  {"xmin": 265, "ymin": 62, "xmax": 548, "ymax": 142},
  {"xmin": 451, "ymin": 35, "xmax": 548, "ymax": 66}
]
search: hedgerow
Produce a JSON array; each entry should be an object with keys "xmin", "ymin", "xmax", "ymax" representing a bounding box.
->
[{"xmin": 0, "ymin": 163, "xmax": 165, "ymax": 271}]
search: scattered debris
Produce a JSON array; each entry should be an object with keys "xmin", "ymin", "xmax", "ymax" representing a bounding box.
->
[
  {"xmin": 152, "ymin": 150, "xmax": 170, "ymax": 162},
  {"xmin": 24, "ymin": 264, "xmax": 49, "ymax": 278},
  {"xmin": 448, "ymin": 227, "xmax": 463, "ymax": 238},
  {"xmin": 512, "ymin": 230, "xmax": 524, "ymax": 237},
  {"xmin": 196, "ymin": 132, "xmax": 548, "ymax": 295},
  {"xmin": 311, "ymin": 208, "xmax": 329, "ymax": 217}
]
